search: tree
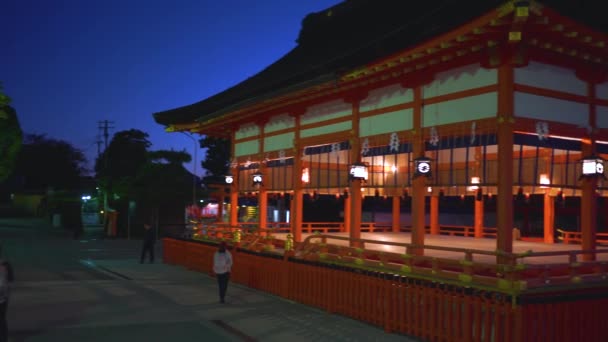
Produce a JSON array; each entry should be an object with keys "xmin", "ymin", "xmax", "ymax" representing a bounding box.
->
[
  {"xmin": 14, "ymin": 134, "xmax": 87, "ymax": 190},
  {"xmin": 0, "ymin": 83, "xmax": 22, "ymax": 183},
  {"xmin": 131, "ymin": 149, "xmax": 194, "ymax": 224},
  {"xmin": 95, "ymin": 129, "xmax": 151, "ymax": 199},
  {"xmin": 0, "ymin": 105, "xmax": 22, "ymax": 183},
  {"xmin": 199, "ymin": 136, "xmax": 230, "ymax": 183},
  {"xmin": 0, "ymin": 83, "xmax": 10, "ymax": 119}
]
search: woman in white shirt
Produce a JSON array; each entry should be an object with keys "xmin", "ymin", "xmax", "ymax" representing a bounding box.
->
[{"xmin": 213, "ymin": 241, "xmax": 233, "ymax": 303}]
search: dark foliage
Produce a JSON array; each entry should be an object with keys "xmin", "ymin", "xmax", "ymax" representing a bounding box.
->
[
  {"xmin": 14, "ymin": 134, "xmax": 87, "ymax": 190},
  {"xmin": 95, "ymin": 129, "xmax": 151, "ymax": 182},
  {"xmin": 0, "ymin": 105, "xmax": 22, "ymax": 183},
  {"xmin": 199, "ymin": 136, "xmax": 230, "ymax": 179}
]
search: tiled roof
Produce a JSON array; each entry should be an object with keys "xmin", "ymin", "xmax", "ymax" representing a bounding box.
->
[{"xmin": 153, "ymin": 0, "xmax": 608, "ymax": 127}]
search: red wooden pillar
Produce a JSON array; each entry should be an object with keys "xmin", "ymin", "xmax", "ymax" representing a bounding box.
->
[
  {"xmin": 474, "ymin": 146, "xmax": 483, "ymax": 238},
  {"xmin": 258, "ymin": 120, "xmax": 268, "ymax": 230},
  {"xmin": 229, "ymin": 130, "xmax": 239, "ymax": 227},
  {"xmin": 474, "ymin": 196, "xmax": 484, "ymax": 238},
  {"xmin": 344, "ymin": 192, "xmax": 351, "ymax": 233},
  {"xmin": 291, "ymin": 111, "xmax": 304, "ymax": 242},
  {"xmin": 392, "ymin": 195, "xmax": 400, "ymax": 233},
  {"xmin": 496, "ymin": 63, "xmax": 514, "ymax": 261},
  {"xmin": 349, "ymin": 179, "xmax": 362, "ymax": 246},
  {"xmin": 230, "ymin": 186, "xmax": 238, "ymax": 226},
  {"xmin": 581, "ymin": 140, "xmax": 597, "ymax": 261},
  {"xmin": 347, "ymin": 94, "xmax": 364, "ymax": 247},
  {"xmin": 258, "ymin": 187, "xmax": 267, "ymax": 229},
  {"xmin": 578, "ymin": 74, "xmax": 600, "ymax": 261},
  {"xmin": 288, "ymin": 188, "xmax": 302, "ymax": 242},
  {"xmin": 430, "ymin": 195, "xmax": 439, "ymax": 235},
  {"xmin": 411, "ymin": 86, "xmax": 425, "ymax": 254},
  {"xmin": 543, "ymin": 191, "xmax": 554, "ymax": 243}
]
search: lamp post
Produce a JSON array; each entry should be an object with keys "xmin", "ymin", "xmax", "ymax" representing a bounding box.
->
[{"xmin": 180, "ymin": 132, "xmax": 198, "ymax": 207}]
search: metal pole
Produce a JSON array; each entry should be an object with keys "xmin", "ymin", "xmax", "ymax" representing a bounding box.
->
[
  {"xmin": 194, "ymin": 140, "xmax": 197, "ymax": 206},
  {"xmin": 180, "ymin": 132, "xmax": 197, "ymax": 207}
]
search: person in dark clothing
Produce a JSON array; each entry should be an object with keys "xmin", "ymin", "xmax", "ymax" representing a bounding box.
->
[
  {"xmin": 140, "ymin": 223, "xmax": 155, "ymax": 264},
  {"xmin": 0, "ymin": 244, "xmax": 14, "ymax": 342}
]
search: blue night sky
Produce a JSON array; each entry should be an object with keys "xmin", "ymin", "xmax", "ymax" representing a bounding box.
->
[{"xmin": 1, "ymin": 0, "xmax": 341, "ymax": 175}]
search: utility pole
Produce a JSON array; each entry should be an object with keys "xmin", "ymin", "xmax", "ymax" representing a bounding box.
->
[
  {"xmin": 98, "ymin": 120, "xmax": 114, "ymax": 151},
  {"xmin": 98, "ymin": 120, "xmax": 115, "ymax": 234}
]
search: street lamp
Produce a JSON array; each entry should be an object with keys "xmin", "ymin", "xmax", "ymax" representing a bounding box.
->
[{"xmin": 180, "ymin": 132, "xmax": 198, "ymax": 207}]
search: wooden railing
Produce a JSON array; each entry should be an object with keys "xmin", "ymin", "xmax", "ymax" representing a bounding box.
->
[
  {"xmin": 163, "ymin": 238, "xmax": 608, "ymax": 342},
  {"xmin": 186, "ymin": 224, "xmax": 608, "ymax": 293},
  {"xmin": 557, "ymin": 229, "xmax": 608, "ymax": 245},
  {"xmin": 294, "ymin": 234, "xmax": 608, "ymax": 293},
  {"xmin": 203, "ymin": 221, "xmax": 499, "ymax": 236}
]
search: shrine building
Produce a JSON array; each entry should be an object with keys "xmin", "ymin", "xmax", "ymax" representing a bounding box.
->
[{"xmin": 154, "ymin": 0, "xmax": 608, "ymax": 261}]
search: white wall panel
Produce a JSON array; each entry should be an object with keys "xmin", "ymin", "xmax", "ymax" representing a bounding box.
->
[
  {"xmin": 301, "ymin": 100, "xmax": 351, "ymax": 125},
  {"xmin": 423, "ymin": 92, "xmax": 497, "ymax": 127},
  {"xmin": 235, "ymin": 140, "xmax": 260, "ymax": 157},
  {"xmin": 423, "ymin": 64, "xmax": 496, "ymax": 99},
  {"xmin": 235, "ymin": 123, "xmax": 260, "ymax": 140},
  {"xmin": 360, "ymin": 109, "xmax": 413, "ymax": 137},
  {"xmin": 514, "ymin": 62, "xmax": 586, "ymax": 96},
  {"xmin": 264, "ymin": 132, "xmax": 295, "ymax": 152},
  {"xmin": 514, "ymin": 92, "xmax": 588, "ymax": 126},
  {"xmin": 265, "ymin": 114, "xmax": 295, "ymax": 133},
  {"xmin": 360, "ymin": 84, "xmax": 413, "ymax": 112}
]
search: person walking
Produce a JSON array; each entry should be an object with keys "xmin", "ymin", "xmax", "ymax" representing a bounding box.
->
[
  {"xmin": 213, "ymin": 241, "xmax": 233, "ymax": 304},
  {"xmin": 140, "ymin": 223, "xmax": 155, "ymax": 264}
]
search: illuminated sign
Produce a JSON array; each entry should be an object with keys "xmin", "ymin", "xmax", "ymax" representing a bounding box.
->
[
  {"xmin": 349, "ymin": 163, "xmax": 368, "ymax": 181},
  {"xmin": 414, "ymin": 156, "xmax": 432, "ymax": 178},
  {"xmin": 252, "ymin": 172, "xmax": 263, "ymax": 185},
  {"xmin": 580, "ymin": 156, "xmax": 605, "ymax": 178},
  {"xmin": 225, "ymin": 175, "xmax": 234, "ymax": 184}
]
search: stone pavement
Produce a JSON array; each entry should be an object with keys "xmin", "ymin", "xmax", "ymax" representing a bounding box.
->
[
  {"xmin": 9, "ymin": 259, "xmax": 418, "ymax": 342},
  {"xmin": 72, "ymin": 259, "xmax": 417, "ymax": 341},
  {"xmin": 3, "ymin": 216, "xmax": 418, "ymax": 342}
]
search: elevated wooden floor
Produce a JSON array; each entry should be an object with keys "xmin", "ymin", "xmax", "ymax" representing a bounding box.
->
[{"xmin": 275, "ymin": 232, "xmax": 608, "ymax": 264}]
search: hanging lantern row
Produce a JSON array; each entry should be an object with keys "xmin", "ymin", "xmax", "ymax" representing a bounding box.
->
[
  {"xmin": 224, "ymin": 172, "xmax": 265, "ymax": 186},
  {"xmin": 224, "ymin": 156, "xmax": 606, "ymax": 187}
]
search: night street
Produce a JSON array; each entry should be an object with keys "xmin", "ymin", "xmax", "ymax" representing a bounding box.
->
[{"xmin": 0, "ymin": 218, "xmax": 415, "ymax": 342}]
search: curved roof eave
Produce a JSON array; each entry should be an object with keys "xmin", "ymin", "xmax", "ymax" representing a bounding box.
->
[{"xmin": 153, "ymin": 0, "xmax": 608, "ymax": 128}]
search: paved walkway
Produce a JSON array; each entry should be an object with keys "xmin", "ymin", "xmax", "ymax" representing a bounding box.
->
[
  {"xmin": 86, "ymin": 259, "xmax": 417, "ymax": 342},
  {"xmin": 3, "ymin": 218, "xmax": 418, "ymax": 341},
  {"xmin": 10, "ymin": 259, "xmax": 417, "ymax": 342}
]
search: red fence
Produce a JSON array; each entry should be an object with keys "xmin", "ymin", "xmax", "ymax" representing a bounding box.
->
[{"xmin": 163, "ymin": 238, "xmax": 607, "ymax": 342}]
